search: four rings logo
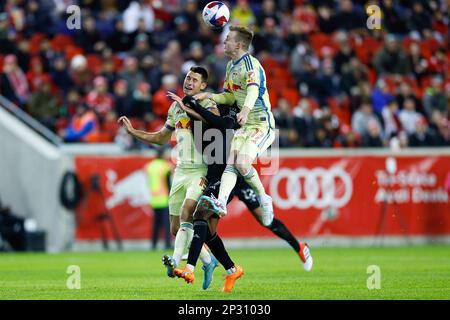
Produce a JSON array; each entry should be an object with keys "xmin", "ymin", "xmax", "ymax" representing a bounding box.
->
[{"xmin": 269, "ymin": 167, "xmax": 353, "ymax": 209}]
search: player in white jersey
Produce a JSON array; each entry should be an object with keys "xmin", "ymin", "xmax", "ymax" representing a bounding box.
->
[
  {"xmin": 194, "ymin": 26, "xmax": 281, "ymax": 233},
  {"xmin": 118, "ymin": 67, "xmax": 220, "ymax": 289}
]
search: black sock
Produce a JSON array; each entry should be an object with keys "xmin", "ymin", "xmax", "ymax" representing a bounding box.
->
[
  {"xmin": 205, "ymin": 228, "xmax": 234, "ymax": 270},
  {"xmin": 187, "ymin": 219, "xmax": 208, "ymax": 267},
  {"xmin": 268, "ymin": 218, "xmax": 300, "ymax": 252}
]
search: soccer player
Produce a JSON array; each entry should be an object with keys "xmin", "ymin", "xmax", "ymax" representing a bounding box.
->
[
  {"xmin": 169, "ymin": 95, "xmax": 312, "ymax": 292},
  {"xmin": 194, "ymin": 26, "xmax": 276, "ymax": 230},
  {"xmin": 118, "ymin": 67, "xmax": 218, "ymax": 289}
]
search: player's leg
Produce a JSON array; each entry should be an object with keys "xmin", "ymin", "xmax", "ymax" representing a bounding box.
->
[
  {"xmin": 235, "ymin": 126, "xmax": 276, "ymax": 221},
  {"xmin": 204, "ymin": 221, "xmax": 244, "ymax": 292},
  {"xmin": 173, "ymin": 201, "xmax": 214, "ymax": 285},
  {"xmin": 162, "ymin": 214, "xmax": 180, "ymax": 277},
  {"xmin": 213, "ymin": 135, "xmax": 244, "ymax": 215}
]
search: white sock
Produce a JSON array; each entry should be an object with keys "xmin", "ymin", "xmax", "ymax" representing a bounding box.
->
[
  {"xmin": 173, "ymin": 222, "xmax": 193, "ymax": 267},
  {"xmin": 199, "ymin": 245, "xmax": 212, "ymax": 265},
  {"xmin": 186, "ymin": 264, "xmax": 195, "ymax": 272},
  {"xmin": 226, "ymin": 266, "xmax": 236, "ymax": 274},
  {"xmin": 218, "ymin": 165, "xmax": 238, "ymax": 203}
]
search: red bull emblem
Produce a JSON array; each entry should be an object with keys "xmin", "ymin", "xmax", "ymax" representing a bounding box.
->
[{"xmin": 176, "ymin": 117, "xmax": 192, "ymax": 129}]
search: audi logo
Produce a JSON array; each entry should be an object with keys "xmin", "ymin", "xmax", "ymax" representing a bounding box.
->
[{"xmin": 269, "ymin": 167, "xmax": 353, "ymax": 209}]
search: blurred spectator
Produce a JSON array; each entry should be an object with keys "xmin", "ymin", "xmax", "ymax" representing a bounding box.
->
[
  {"xmin": 273, "ymin": 98, "xmax": 295, "ymax": 147},
  {"xmin": 428, "ymin": 111, "xmax": 450, "ymax": 146},
  {"xmin": 61, "ymin": 89, "xmax": 82, "ymax": 119},
  {"xmin": 256, "ymin": 0, "xmax": 280, "ymax": 27},
  {"xmin": 334, "ymin": 124, "xmax": 361, "ymax": 148},
  {"xmin": 381, "ymin": 0, "xmax": 408, "ymax": 35},
  {"xmin": 28, "ymin": 77, "xmax": 59, "ymax": 131},
  {"xmin": 382, "ymin": 99, "xmax": 402, "ymax": 139},
  {"xmin": 174, "ymin": 16, "xmax": 197, "ymax": 53},
  {"xmin": 85, "ymin": 76, "xmax": 115, "ymax": 117},
  {"xmin": 351, "ymin": 102, "xmax": 381, "ymax": 137},
  {"xmin": 15, "ymin": 38, "xmax": 31, "ymax": 73},
  {"xmin": 373, "ymin": 35, "xmax": 411, "ymax": 76},
  {"xmin": 428, "ymin": 48, "xmax": 449, "ymax": 77},
  {"xmin": 130, "ymin": 82, "xmax": 152, "ymax": 118},
  {"xmin": 407, "ymin": 42, "xmax": 428, "ymax": 83},
  {"xmin": 293, "ymin": 99, "xmax": 318, "ymax": 147},
  {"xmin": 69, "ymin": 54, "xmax": 93, "ymax": 94},
  {"xmin": 119, "ymin": 56, "xmax": 145, "ymax": 93},
  {"xmin": 407, "ymin": 1, "xmax": 432, "ymax": 35},
  {"xmin": 130, "ymin": 33, "xmax": 154, "ymax": 61},
  {"xmin": 75, "ymin": 16, "xmax": 103, "ymax": 54},
  {"xmin": 422, "ymin": 76, "xmax": 447, "ymax": 118},
  {"xmin": 50, "ymin": 56, "xmax": 73, "ymax": 95},
  {"xmin": 0, "ymin": 12, "xmax": 15, "ymax": 54},
  {"xmin": 312, "ymin": 59, "xmax": 341, "ymax": 105},
  {"xmin": 340, "ymin": 57, "xmax": 368, "ymax": 96},
  {"xmin": 180, "ymin": 0, "xmax": 200, "ymax": 32},
  {"xmin": 123, "ymin": 0, "xmax": 155, "ymax": 33},
  {"xmin": 334, "ymin": 0, "xmax": 365, "ymax": 32},
  {"xmin": 362, "ymin": 119, "xmax": 384, "ymax": 148},
  {"xmin": 333, "ymin": 37, "xmax": 356, "ymax": 75},
  {"xmin": 107, "ymin": 17, "xmax": 135, "ymax": 52},
  {"xmin": 182, "ymin": 42, "xmax": 206, "ymax": 75},
  {"xmin": 230, "ymin": 0, "xmax": 257, "ymax": 28},
  {"xmin": 317, "ymin": 5, "xmax": 337, "ymax": 34},
  {"xmin": 114, "ymin": 79, "xmax": 133, "ymax": 117},
  {"xmin": 0, "ymin": 54, "xmax": 30, "ymax": 107},
  {"xmin": 162, "ymin": 40, "xmax": 184, "ymax": 79},
  {"xmin": 63, "ymin": 104, "xmax": 100, "ymax": 143},
  {"xmin": 395, "ymin": 82, "xmax": 421, "ymax": 111},
  {"xmin": 399, "ymin": 98, "xmax": 422, "ymax": 134},
  {"xmin": 371, "ymin": 79, "xmax": 394, "ymax": 115},
  {"xmin": 253, "ymin": 17, "xmax": 288, "ymax": 60},
  {"xmin": 152, "ymin": 74, "xmax": 183, "ymax": 118},
  {"xmin": 24, "ymin": 0, "xmax": 53, "ymax": 35},
  {"xmin": 26, "ymin": 56, "xmax": 52, "ymax": 93},
  {"xmin": 149, "ymin": 19, "xmax": 175, "ymax": 52},
  {"xmin": 408, "ymin": 116, "xmax": 434, "ymax": 147}
]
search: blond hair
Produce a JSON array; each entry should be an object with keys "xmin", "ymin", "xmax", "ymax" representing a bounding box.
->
[{"xmin": 229, "ymin": 26, "xmax": 254, "ymax": 50}]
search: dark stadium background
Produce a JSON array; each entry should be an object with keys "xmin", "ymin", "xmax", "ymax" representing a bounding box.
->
[{"xmin": 0, "ymin": 0, "xmax": 448, "ymax": 148}]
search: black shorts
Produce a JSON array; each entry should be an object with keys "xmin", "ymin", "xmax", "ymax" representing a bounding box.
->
[{"xmin": 202, "ymin": 176, "xmax": 260, "ymax": 211}]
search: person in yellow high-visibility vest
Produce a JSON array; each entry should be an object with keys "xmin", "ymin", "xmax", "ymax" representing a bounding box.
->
[{"xmin": 147, "ymin": 147, "xmax": 173, "ymax": 250}]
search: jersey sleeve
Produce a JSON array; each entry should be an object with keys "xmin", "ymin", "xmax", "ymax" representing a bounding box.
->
[
  {"xmin": 164, "ymin": 102, "xmax": 176, "ymax": 131},
  {"xmin": 244, "ymin": 58, "xmax": 261, "ymax": 89}
]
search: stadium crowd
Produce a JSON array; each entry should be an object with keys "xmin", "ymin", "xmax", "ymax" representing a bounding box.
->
[{"xmin": 0, "ymin": 0, "xmax": 449, "ymax": 148}]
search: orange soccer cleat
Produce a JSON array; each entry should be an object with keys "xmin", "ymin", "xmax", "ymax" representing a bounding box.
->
[
  {"xmin": 222, "ymin": 265, "xmax": 244, "ymax": 292},
  {"xmin": 174, "ymin": 266, "xmax": 195, "ymax": 284}
]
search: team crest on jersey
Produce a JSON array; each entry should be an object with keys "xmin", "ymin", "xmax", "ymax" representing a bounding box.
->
[
  {"xmin": 246, "ymin": 70, "xmax": 256, "ymax": 84},
  {"xmin": 176, "ymin": 117, "xmax": 192, "ymax": 129}
]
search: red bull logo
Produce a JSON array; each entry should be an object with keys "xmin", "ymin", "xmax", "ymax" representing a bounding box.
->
[
  {"xmin": 105, "ymin": 169, "xmax": 150, "ymax": 209},
  {"xmin": 176, "ymin": 117, "xmax": 192, "ymax": 129},
  {"xmin": 228, "ymin": 79, "xmax": 243, "ymax": 92}
]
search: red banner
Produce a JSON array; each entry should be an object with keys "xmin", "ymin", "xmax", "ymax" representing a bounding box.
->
[{"xmin": 75, "ymin": 155, "xmax": 450, "ymax": 241}]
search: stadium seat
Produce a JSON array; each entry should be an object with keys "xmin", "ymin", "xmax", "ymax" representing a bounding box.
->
[
  {"xmin": 87, "ymin": 54, "xmax": 103, "ymax": 75},
  {"xmin": 51, "ymin": 34, "xmax": 75, "ymax": 52},
  {"xmin": 281, "ymin": 88, "xmax": 300, "ymax": 107}
]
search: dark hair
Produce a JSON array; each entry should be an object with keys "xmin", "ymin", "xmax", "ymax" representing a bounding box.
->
[
  {"xmin": 189, "ymin": 66, "xmax": 208, "ymax": 83},
  {"xmin": 229, "ymin": 26, "xmax": 254, "ymax": 50}
]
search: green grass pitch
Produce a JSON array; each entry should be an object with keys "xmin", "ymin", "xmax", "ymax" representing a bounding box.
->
[{"xmin": 1, "ymin": 246, "xmax": 449, "ymax": 300}]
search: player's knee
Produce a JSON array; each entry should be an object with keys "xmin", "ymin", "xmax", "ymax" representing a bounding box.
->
[{"xmin": 234, "ymin": 162, "xmax": 250, "ymax": 175}]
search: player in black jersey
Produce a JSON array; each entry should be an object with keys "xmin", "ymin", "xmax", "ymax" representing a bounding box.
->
[{"xmin": 167, "ymin": 93, "xmax": 312, "ymax": 292}]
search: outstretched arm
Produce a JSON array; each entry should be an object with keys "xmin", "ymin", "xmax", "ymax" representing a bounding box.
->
[{"xmin": 118, "ymin": 116, "xmax": 172, "ymax": 145}]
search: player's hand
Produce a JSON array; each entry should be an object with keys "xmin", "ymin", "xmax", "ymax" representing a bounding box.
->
[
  {"xmin": 117, "ymin": 116, "xmax": 135, "ymax": 135},
  {"xmin": 193, "ymin": 92, "xmax": 212, "ymax": 101},
  {"xmin": 237, "ymin": 106, "xmax": 251, "ymax": 126},
  {"xmin": 166, "ymin": 91, "xmax": 189, "ymax": 111}
]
